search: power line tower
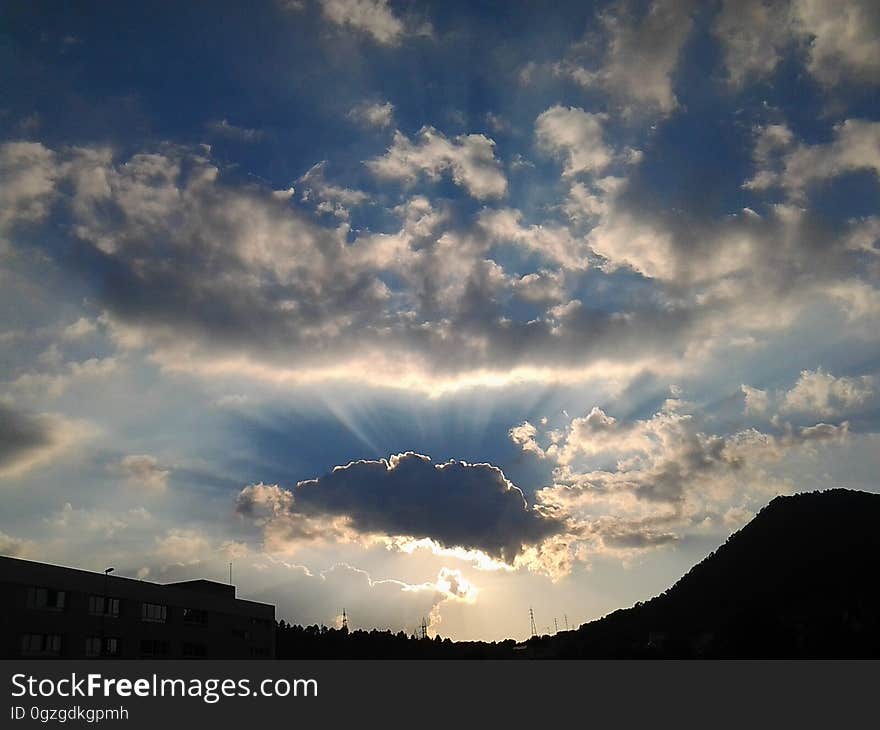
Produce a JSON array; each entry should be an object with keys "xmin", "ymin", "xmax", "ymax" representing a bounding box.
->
[
  {"xmin": 554, "ymin": 617, "xmax": 559, "ymax": 634},
  {"xmin": 419, "ymin": 617, "xmax": 429, "ymax": 640},
  {"xmin": 341, "ymin": 608, "xmax": 348, "ymax": 632},
  {"xmin": 529, "ymin": 607, "xmax": 538, "ymax": 638},
  {"xmin": 564, "ymin": 614, "xmax": 569, "ymax": 631}
]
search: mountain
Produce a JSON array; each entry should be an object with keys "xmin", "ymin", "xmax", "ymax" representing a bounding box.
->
[{"xmin": 534, "ymin": 489, "xmax": 880, "ymax": 658}]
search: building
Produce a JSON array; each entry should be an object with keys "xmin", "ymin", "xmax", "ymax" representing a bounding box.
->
[{"xmin": 0, "ymin": 556, "xmax": 275, "ymax": 659}]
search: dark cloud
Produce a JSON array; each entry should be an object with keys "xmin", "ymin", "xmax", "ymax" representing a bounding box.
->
[
  {"xmin": 0, "ymin": 402, "xmax": 53, "ymax": 476},
  {"xmin": 237, "ymin": 452, "xmax": 566, "ymax": 563}
]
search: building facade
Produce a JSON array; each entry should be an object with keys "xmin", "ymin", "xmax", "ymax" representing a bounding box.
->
[{"xmin": 0, "ymin": 556, "xmax": 275, "ymax": 659}]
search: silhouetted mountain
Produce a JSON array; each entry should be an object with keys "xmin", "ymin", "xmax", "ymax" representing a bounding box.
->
[
  {"xmin": 535, "ymin": 489, "xmax": 880, "ymax": 658},
  {"xmin": 275, "ymin": 489, "xmax": 880, "ymax": 659}
]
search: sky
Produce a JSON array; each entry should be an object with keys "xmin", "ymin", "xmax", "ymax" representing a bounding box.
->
[{"xmin": 1, "ymin": 0, "xmax": 879, "ymax": 641}]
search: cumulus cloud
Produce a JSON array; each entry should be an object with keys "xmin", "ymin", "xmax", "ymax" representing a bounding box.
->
[
  {"xmin": 2, "ymin": 139, "xmax": 874, "ymax": 399},
  {"xmin": 714, "ymin": 0, "xmax": 880, "ymax": 87},
  {"xmin": 512, "ymin": 398, "xmax": 852, "ymax": 560},
  {"xmin": 348, "ymin": 100, "xmax": 395, "ymax": 129},
  {"xmin": 535, "ymin": 106, "xmax": 612, "ymax": 177},
  {"xmin": 236, "ymin": 452, "xmax": 565, "ymax": 564},
  {"xmin": 297, "ymin": 161, "xmax": 370, "ymax": 219},
  {"xmin": 552, "ymin": 0, "xmax": 696, "ymax": 114},
  {"xmin": 368, "ymin": 127, "xmax": 507, "ymax": 199},
  {"xmin": 206, "ymin": 119, "xmax": 263, "ymax": 142},
  {"xmin": 118, "ymin": 454, "xmax": 171, "ymax": 491},
  {"xmin": 746, "ymin": 119, "xmax": 880, "ymax": 197},
  {"xmin": 318, "ymin": 0, "xmax": 406, "ymax": 45},
  {"xmin": 0, "ymin": 141, "xmax": 58, "ymax": 232},
  {"xmin": 780, "ymin": 369, "xmax": 875, "ymax": 417}
]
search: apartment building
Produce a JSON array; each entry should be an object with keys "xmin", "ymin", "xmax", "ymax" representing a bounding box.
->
[{"xmin": 0, "ymin": 556, "xmax": 275, "ymax": 659}]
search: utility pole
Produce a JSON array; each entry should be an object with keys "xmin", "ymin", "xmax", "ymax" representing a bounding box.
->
[{"xmin": 529, "ymin": 607, "xmax": 538, "ymax": 638}]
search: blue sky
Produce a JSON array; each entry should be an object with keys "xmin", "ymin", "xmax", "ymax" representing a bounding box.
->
[{"xmin": 1, "ymin": 0, "xmax": 879, "ymax": 640}]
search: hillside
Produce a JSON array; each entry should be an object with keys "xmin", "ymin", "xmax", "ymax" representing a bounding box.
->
[{"xmin": 533, "ymin": 489, "xmax": 880, "ymax": 658}]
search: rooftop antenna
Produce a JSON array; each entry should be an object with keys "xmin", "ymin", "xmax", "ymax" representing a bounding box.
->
[{"xmin": 529, "ymin": 607, "xmax": 537, "ymax": 638}]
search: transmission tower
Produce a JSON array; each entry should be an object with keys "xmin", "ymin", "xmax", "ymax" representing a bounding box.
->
[
  {"xmin": 554, "ymin": 617, "xmax": 559, "ymax": 634},
  {"xmin": 529, "ymin": 607, "xmax": 538, "ymax": 638},
  {"xmin": 564, "ymin": 614, "xmax": 569, "ymax": 631},
  {"xmin": 420, "ymin": 617, "xmax": 429, "ymax": 640},
  {"xmin": 341, "ymin": 608, "xmax": 348, "ymax": 631}
]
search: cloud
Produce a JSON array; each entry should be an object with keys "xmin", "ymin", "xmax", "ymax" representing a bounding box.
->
[
  {"xmin": 534, "ymin": 106, "xmax": 612, "ymax": 177},
  {"xmin": 0, "ymin": 403, "xmax": 79, "ymax": 479},
  {"xmin": 780, "ymin": 369, "xmax": 875, "ymax": 417},
  {"xmin": 552, "ymin": 0, "xmax": 696, "ymax": 114},
  {"xmin": 0, "ymin": 529, "xmax": 29, "ymax": 557},
  {"xmin": 11, "ymin": 356, "xmax": 118, "ymax": 399},
  {"xmin": 713, "ymin": 0, "xmax": 795, "ymax": 87},
  {"xmin": 714, "ymin": 0, "xmax": 880, "ymax": 87},
  {"xmin": 745, "ymin": 119, "xmax": 880, "ymax": 197},
  {"xmin": 236, "ymin": 452, "xmax": 566, "ymax": 564},
  {"xmin": 367, "ymin": 127, "xmax": 507, "ymax": 199},
  {"xmin": 253, "ymin": 562, "xmax": 474, "ymax": 633},
  {"xmin": 0, "ymin": 141, "xmax": 58, "ymax": 232},
  {"xmin": 206, "ymin": 119, "xmax": 263, "ymax": 142},
  {"xmin": 61, "ymin": 317, "xmax": 98, "ymax": 340},
  {"xmin": 118, "ymin": 454, "xmax": 171, "ymax": 491},
  {"xmin": 514, "ymin": 398, "xmax": 852, "ymax": 560},
  {"xmin": 5, "ymin": 140, "xmax": 874, "ymax": 399},
  {"xmin": 741, "ymin": 384, "xmax": 770, "ymax": 415},
  {"xmin": 347, "ymin": 100, "xmax": 395, "ymax": 129},
  {"xmin": 297, "ymin": 161, "xmax": 370, "ymax": 219},
  {"xmin": 318, "ymin": 0, "xmax": 405, "ymax": 45},
  {"xmin": 477, "ymin": 208, "xmax": 588, "ymax": 269}
]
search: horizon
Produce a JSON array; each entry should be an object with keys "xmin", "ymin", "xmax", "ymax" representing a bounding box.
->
[{"xmin": 1, "ymin": 0, "xmax": 879, "ymax": 643}]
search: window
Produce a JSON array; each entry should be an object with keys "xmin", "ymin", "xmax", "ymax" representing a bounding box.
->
[
  {"xmin": 250, "ymin": 646, "xmax": 270, "ymax": 658},
  {"xmin": 26, "ymin": 587, "xmax": 66, "ymax": 611},
  {"xmin": 85, "ymin": 637, "xmax": 120, "ymax": 657},
  {"xmin": 139, "ymin": 639, "xmax": 169, "ymax": 657},
  {"xmin": 232, "ymin": 628, "xmax": 251, "ymax": 640},
  {"xmin": 88, "ymin": 595, "xmax": 120, "ymax": 617},
  {"xmin": 182, "ymin": 642, "xmax": 207, "ymax": 658},
  {"xmin": 141, "ymin": 603, "xmax": 167, "ymax": 622},
  {"xmin": 20, "ymin": 633, "xmax": 62, "ymax": 656},
  {"xmin": 183, "ymin": 607, "xmax": 208, "ymax": 625}
]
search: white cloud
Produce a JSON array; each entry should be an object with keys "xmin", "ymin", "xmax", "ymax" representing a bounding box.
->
[
  {"xmin": 347, "ymin": 100, "xmax": 395, "ymax": 129},
  {"xmin": 297, "ymin": 161, "xmax": 370, "ymax": 220},
  {"xmin": 318, "ymin": 0, "xmax": 405, "ymax": 45},
  {"xmin": 535, "ymin": 106, "xmax": 611, "ymax": 177},
  {"xmin": 0, "ymin": 141, "xmax": 58, "ymax": 232},
  {"xmin": 554, "ymin": 0, "xmax": 696, "ymax": 114},
  {"xmin": 741, "ymin": 384, "xmax": 770, "ymax": 415},
  {"xmin": 747, "ymin": 120, "xmax": 880, "ymax": 197},
  {"xmin": 118, "ymin": 454, "xmax": 171, "ymax": 491},
  {"xmin": 781, "ymin": 369, "xmax": 875, "ymax": 417},
  {"xmin": 206, "ymin": 119, "xmax": 263, "ymax": 142},
  {"xmin": 715, "ymin": 0, "xmax": 880, "ymax": 88},
  {"xmin": 367, "ymin": 127, "xmax": 507, "ymax": 199}
]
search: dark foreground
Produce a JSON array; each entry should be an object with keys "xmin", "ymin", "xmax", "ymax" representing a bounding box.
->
[{"xmin": 276, "ymin": 489, "xmax": 880, "ymax": 658}]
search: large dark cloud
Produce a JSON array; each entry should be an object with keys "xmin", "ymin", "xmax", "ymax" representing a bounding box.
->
[
  {"xmin": 236, "ymin": 452, "xmax": 566, "ymax": 563},
  {"xmin": 0, "ymin": 402, "xmax": 54, "ymax": 477}
]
